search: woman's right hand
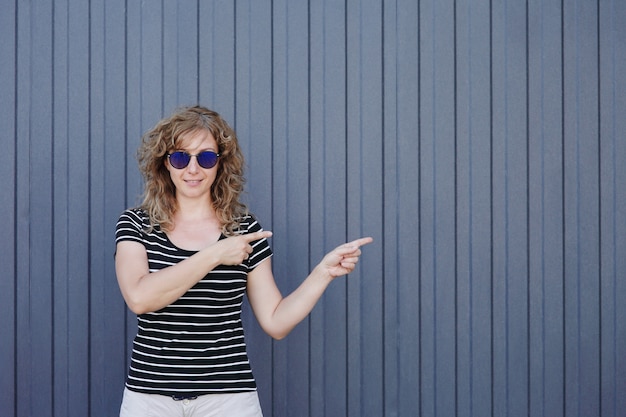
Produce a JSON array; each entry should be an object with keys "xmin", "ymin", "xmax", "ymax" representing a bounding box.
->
[{"xmin": 210, "ymin": 230, "xmax": 273, "ymax": 265}]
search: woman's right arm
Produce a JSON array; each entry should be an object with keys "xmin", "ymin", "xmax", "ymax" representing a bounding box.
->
[{"xmin": 115, "ymin": 230, "xmax": 272, "ymax": 314}]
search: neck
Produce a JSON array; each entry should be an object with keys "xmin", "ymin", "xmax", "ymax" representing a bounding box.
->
[{"xmin": 174, "ymin": 196, "xmax": 216, "ymax": 221}]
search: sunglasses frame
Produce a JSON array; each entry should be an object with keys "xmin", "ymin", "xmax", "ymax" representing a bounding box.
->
[{"xmin": 167, "ymin": 150, "xmax": 220, "ymax": 169}]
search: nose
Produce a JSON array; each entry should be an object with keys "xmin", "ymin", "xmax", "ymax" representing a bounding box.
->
[{"xmin": 186, "ymin": 155, "xmax": 200, "ymax": 172}]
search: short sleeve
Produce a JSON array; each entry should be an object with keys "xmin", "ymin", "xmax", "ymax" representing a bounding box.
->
[
  {"xmin": 244, "ymin": 215, "xmax": 273, "ymax": 270},
  {"xmin": 115, "ymin": 209, "xmax": 146, "ymax": 245}
]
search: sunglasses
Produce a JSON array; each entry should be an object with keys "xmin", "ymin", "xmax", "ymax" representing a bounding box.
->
[{"xmin": 167, "ymin": 151, "xmax": 220, "ymax": 169}]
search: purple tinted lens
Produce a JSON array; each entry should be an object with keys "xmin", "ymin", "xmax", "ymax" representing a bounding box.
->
[
  {"xmin": 196, "ymin": 151, "xmax": 219, "ymax": 169},
  {"xmin": 168, "ymin": 152, "xmax": 191, "ymax": 169}
]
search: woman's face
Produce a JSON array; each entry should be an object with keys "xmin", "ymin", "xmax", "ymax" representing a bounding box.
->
[{"xmin": 164, "ymin": 129, "xmax": 219, "ymax": 203}]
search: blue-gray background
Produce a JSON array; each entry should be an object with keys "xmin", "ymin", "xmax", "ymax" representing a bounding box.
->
[{"xmin": 1, "ymin": 0, "xmax": 624, "ymax": 416}]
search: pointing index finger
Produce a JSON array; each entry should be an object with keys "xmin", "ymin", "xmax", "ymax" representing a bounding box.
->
[
  {"xmin": 244, "ymin": 230, "xmax": 273, "ymax": 242},
  {"xmin": 347, "ymin": 237, "xmax": 374, "ymax": 249}
]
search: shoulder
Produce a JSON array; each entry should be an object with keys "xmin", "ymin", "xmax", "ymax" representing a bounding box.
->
[
  {"xmin": 236, "ymin": 213, "xmax": 265, "ymax": 234},
  {"xmin": 115, "ymin": 208, "xmax": 156, "ymax": 243},
  {"xmin": 117, "ymin": 208, "xmax": 150, "ymax": 228}
]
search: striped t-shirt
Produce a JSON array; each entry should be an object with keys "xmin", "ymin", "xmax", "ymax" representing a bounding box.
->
[{"xmin": 115, "ymin": 208, "xmax": 272, "ymax": 396}]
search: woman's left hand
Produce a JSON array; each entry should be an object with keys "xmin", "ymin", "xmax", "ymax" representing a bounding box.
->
[{"xmin": 318, "ymin": 237, "xmax": 374, "ymax": 279}]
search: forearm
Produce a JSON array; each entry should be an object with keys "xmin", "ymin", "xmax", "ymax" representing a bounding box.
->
[
  {"xmin": 118, "ymin": 231, "xmax": 271, "ymax": 315},
  {"xmin": 261, "ymin": 266, "xmax": 333, "ymax": 340},
  {"xmin": 248, "ymin": 236, "xmax": 372, "ymax": 340},
  {"xmin": 118, "ymin": 248, "xmax": 221, "ymax": 314}
]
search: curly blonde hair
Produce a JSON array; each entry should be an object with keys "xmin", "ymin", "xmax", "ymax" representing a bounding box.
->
[{"xmin": 137, "ymin": 105, "xmax": 248, "ymax": 235}]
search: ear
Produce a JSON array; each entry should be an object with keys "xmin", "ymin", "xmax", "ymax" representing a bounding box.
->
[{"xmin": 164, "ymin": 154, "xmax": 171, "ymax": 171}]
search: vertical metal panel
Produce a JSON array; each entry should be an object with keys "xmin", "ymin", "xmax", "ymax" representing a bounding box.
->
[
  {"xmin": 455, "ymin": 1, "xmax": 492, "ymax": 417},
  {"xmin": 66, "ymin": 0, "xmax": 92, "ymax": 414},
  {"xmin": 51, "ymin": 0, "xmax": 71, "ymax": 415},
  {"xmin": 599, "ymin": 2, "xmax": 626, "ymax": 417},
  {"xmin": 308, "ymin": 1, "xmax": 350, "ymax": 415},
  {"xmin": 381, "ymin": 0, "xmax": 400, "ymax": 414},
  {"xmin": 270, "ymin": 1, "xmax": 311, "ymax": 416},
  {"xmin": 417, "ymin": 1, "xmax": 436, "ymax": 415},
  {"xmin": 163, "ymin": 0, "xmax": 199, "ymax": 106},
  {"xmin": 0, "ymin": 0, "xmax": 17, "ymax": 414},
  {"xmin": 15, "ymin": 1, "xmax": 55, "ymax": 416},
  {"xmin": 198, "ymin": 0, "xmax": 236, "ymax": 118},
  {"xmin": 491, "ymin": 0, "xmax": 530, "ymax": 416},
  {"xmin": 563, "ymin": 2, "xmax": 601, "ymax": 417},
  {"xmin": 527, "ymin": 1, "xmax": 566, "ymax": 417},
  {"xmin": 385, "ymin": 0, "xmax": 421, "ymax": 415},
  {"xmin": 346, "ymin": 1, "xmax": 385, "ymax": 416},
  {"xmin": 419, "ymin": 1, "xmax": 458, "ymax": 416},
  {"xmin": 88, "ymin": 0, "xmax": 131, "ymax": 415},
  {"xmin": 3, "ymin": 1, "xmax": 626, "ymax": 416}
]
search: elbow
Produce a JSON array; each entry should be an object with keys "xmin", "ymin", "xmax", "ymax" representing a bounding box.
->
[
  {"xmin": 126, "ymin": 302, "xmax": 150, "ymax": 316},
  {"xmin": 263, "ymin": 325, "xmax": 292, "ymax": 341},
  {"xmin": 128, "ymin": 304, "xmax": 151, "ymax": 315},
  {"xmin": 270, "ymin": 332, "xmax": 288, "ymax": 341},
  {"xmin": 123, "ymin": 293, "xmax": 156, "ymax": 315},
  {"xmin": 120, "ymin": 283, "xmax": 178, "ymax": 315},
  {"xmin": 257, "ymin": 314, "xmax": 300, "ymax": 340}
]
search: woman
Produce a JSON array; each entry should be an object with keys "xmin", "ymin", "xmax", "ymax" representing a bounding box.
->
[{"xmin": 115, "ymin": 105, "xmax": 372, "ymax": 416}]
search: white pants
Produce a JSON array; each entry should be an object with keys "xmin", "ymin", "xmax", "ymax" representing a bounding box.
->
[{"xmin": 119, "ymin": 388, "xmax": 264, "ymax": 417}]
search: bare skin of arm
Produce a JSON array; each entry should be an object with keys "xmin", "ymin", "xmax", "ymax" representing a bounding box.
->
[
  {"xmin": 246, "ymin": 237, "xmax": 373, "ymax": 340},
  {"xmin": 117, "ymin": 229, "xmax": 372, "ymax": 340},
  {"xmin": 115, "ymin": 230, "xmax": 273, "ymax": 314}
]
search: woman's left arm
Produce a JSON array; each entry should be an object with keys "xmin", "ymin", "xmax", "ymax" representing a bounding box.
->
[{"xmin": 246, "ymin": 237, "xmax": 373, "ymax": 340}]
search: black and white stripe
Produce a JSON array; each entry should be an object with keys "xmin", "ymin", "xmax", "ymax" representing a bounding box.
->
[{"xmin": 115, "ymin": 208, "xmax": 272, "ymax": 396}]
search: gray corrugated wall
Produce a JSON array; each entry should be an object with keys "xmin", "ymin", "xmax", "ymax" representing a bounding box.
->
[{"xmin": 1, "ymin": 0, "xmax": 624, "ymax": 416}]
